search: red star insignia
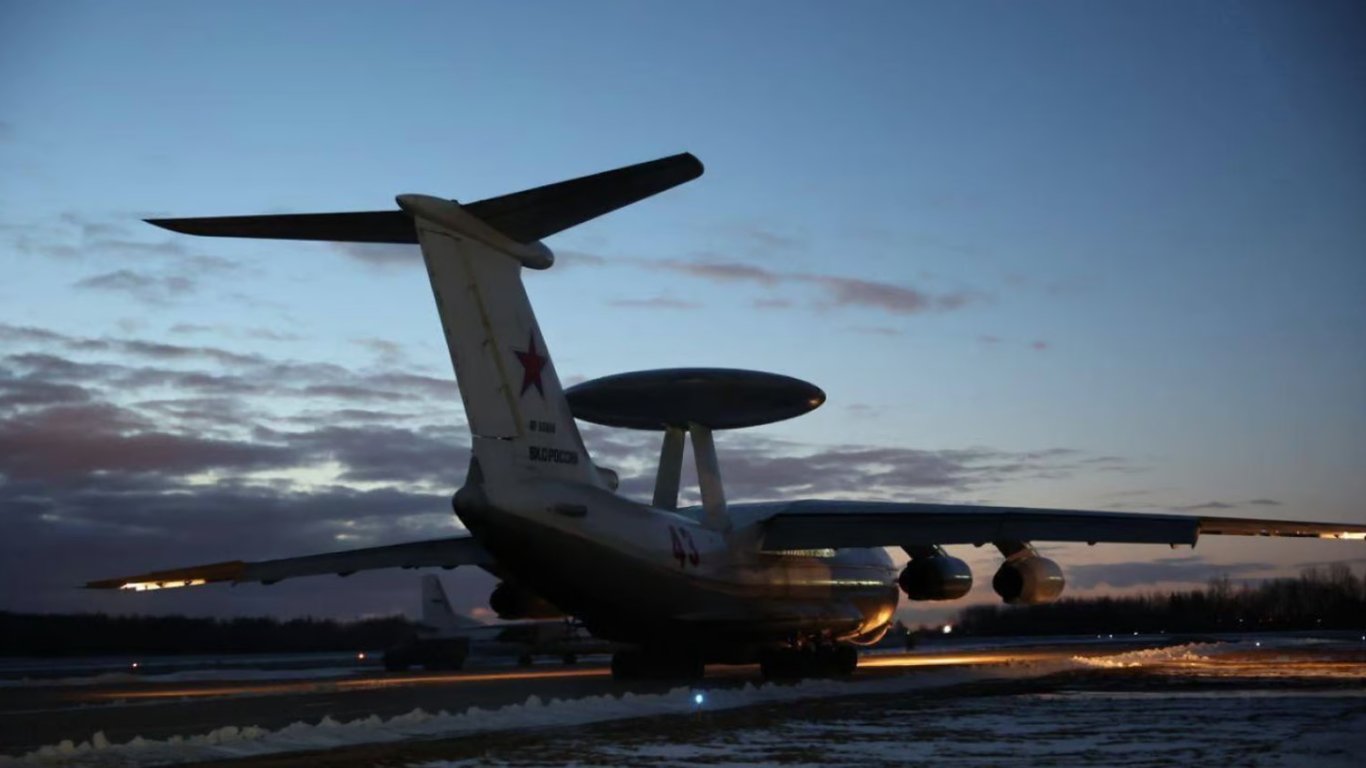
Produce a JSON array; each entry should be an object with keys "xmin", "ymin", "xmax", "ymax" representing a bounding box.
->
[{"xmin": 513, "ymin": 331, "xmax": 547, "ymax": 398}]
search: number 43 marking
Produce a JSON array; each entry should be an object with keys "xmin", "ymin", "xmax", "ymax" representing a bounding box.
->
[{"xmin": 669, "ymin": 525, "xmax": 700, "ymax": 568}]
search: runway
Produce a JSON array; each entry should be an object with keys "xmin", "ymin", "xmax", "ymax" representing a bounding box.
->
[{"xmin": 2, "ymin": 636, "xmax": 1362, "ymax": 766}]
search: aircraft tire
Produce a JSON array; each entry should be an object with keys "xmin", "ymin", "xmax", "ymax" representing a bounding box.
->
[{"xmin": 833, "ymin": 644, "xmax": 858, "ymax": 675}]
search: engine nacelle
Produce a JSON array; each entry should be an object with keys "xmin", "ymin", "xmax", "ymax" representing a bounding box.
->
[
  {"xmin": 992, "ymin": 555, "xmax": 1065, "ymax": 605},
  {"xmin": 898, "ymin": 551, "xmax": 973, "ymax": 601},
  {"xmin": 488, "ymin": 582, "xmax": 564, "ymax": 620}
]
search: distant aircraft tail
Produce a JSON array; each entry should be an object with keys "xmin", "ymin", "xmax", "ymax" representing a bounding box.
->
[{"xmin": 419, "ymin": 574, "xmax": 482, "ymax": 636}]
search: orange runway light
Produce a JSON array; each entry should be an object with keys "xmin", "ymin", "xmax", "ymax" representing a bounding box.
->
[{"xmin": 81, "ymin": 666, "xmax": 611, "ymax": 703}]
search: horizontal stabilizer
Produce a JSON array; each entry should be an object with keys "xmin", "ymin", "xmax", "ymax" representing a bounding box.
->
[
  {"xmin": 465, "ymin": 152, "xmax": 703, "ymax": 243},
  {"xmin": 149, "ymin": 209, "xmax": 417, "ymax": 243},
  {"xmin": 145, "ymin": 152, "xmax": 703, "ymax": 245},
  {"xmin": 86, "ymin": 535, "xmax": 495, "ymax": 590}
]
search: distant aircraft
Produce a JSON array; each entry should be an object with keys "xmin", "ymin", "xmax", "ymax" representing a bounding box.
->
[
  {"xmin": 89, "ymin": 153, "xmax": 1366, "ymax": 680},
  {"xmin": 383, "ymin": 575, "xmax": 609, "ymax": 671}
]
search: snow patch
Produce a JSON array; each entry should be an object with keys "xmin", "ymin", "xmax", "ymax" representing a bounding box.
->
[
  {"xmin": 1072, "ymin": 642, "xmax": 1227, "ymax": 668},
  {"xmin": 4, "ymin": 662, "xmax": 1072, "ymax": 767}
]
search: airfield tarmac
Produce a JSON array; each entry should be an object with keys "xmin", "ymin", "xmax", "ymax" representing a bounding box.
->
[{"xmin": 2, "ymin": 637, "xmax": 1363, "ymax": 766}]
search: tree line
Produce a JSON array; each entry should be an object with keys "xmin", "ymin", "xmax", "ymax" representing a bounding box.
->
[
  {"xmin": 953, "ymin": 563, "xmax": 1366, "ymax": 636},
  {"xmin": 6, "ymin": 564, "xmax": 1363, "ymax": 655},
  {"xmin": 0, "ymin": 611, "xmax": 416, "ymax": 657}
]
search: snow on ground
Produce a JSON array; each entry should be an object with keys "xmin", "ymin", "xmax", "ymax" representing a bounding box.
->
[
  {"xmin": 1071, "ymin": 641, "xmax": 1226, "ymax": 668},
  {"xmin": 1073, "ymin": 638, "xmax": 1366, "ymax": 679},
  {"xmin": 416, "ymin": 689, "xmax": 1366, "ymax": 767},
  {"xmin": 2, "ymin": 661, "xmax": 1070, "ymax": 767}
]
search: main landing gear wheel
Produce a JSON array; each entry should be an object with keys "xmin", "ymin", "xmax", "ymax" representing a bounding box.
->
[
  {"xmin": 760, "ymin": 644, "xmax": 858, "ymax": 680},
  {"xmin": 610, "ymin": 650, "xmax": 704, "ymax": 681}
]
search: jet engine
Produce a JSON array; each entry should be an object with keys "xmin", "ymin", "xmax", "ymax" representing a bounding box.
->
[
  {"xmin": 992, "ymin": 554, "xmax": 1065, "ymax": 605},
  {"xmin": 897, "ymin": 546, "xmax": 973, "ymax": 601},
  {"xmin": 488, "ymin": 582, "xmax": 564, "ymax": 619}
]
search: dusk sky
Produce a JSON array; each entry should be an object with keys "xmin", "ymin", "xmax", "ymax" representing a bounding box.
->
[{"xmin": 1, "ymin": 1, "xmax": 1363, "ymax": 624}]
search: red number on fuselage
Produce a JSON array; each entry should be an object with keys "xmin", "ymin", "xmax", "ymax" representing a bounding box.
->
[
  {"xmin": 680, "ymin": 527, "xmax": 700, "ymax": 566},
  {"xmin": 668, "ymin": 526, "xmax": 700, "ymax": 568},
  {"xmin": 669, "ymin": 526, "xmax": 686, "ymax": 567}
]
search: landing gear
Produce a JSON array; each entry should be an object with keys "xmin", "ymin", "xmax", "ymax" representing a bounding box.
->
[
  {"xmin": 610, "ymin": 650, "xmax": 704, "ymax": 681},
  {"xmin": 759, "ymin": 644, "xmax": 858, "ymax": 680}
]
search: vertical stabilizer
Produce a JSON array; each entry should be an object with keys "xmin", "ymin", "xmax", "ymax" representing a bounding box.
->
[
  {"xmin": 419, "ymin": 574, "xmax": 482, "ymax": 636},
  {"xmin": 398, "ymin": 195, "xmax": 600, "ymax": 488}
]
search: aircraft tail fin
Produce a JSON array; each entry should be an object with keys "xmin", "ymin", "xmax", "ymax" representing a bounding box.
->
[
  {"xmin": 419, "ymin": 575, "xmax": 482, "ymax": 636},
  {"xmin": 399, "ymin": 194, "xmax": 601, "ymax": 486},
  {"xmin": 143, "ymin": 153, "xmax": 705, "ymax": 489}
]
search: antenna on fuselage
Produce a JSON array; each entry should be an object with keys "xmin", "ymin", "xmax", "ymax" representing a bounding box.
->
[{"xmin": 564, "ymin": 368, "xmax": 826, "ymax": 533}]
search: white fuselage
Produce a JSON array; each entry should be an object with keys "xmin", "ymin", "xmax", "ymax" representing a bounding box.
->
[{"xmin": 455, "ymin": 471, "xmax": 899, "ymax": 660}]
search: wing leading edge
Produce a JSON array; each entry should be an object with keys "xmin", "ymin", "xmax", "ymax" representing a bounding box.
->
[
  {"xmin": 85, "ymin": 536, "xmax": 495, "ymax": 591},
  {"xmin": 758, "ymin": 500, "xmax": 1366, "ymax": 551}
]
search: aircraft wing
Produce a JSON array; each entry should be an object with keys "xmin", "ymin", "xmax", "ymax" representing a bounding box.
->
[
  {"xmin": 759, "ymin": 500, "xmax": 1366, "ymax": 550},
  {"xmin": 145, "ymin": 152, "xmax": 703, "ymax": 246},
  {"xmin": 85, "ymin": 536, "xmax": 496, "ymax": 591}
]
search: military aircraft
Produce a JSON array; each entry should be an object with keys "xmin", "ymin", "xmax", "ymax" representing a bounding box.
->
[
  {"xmin": 89, "ymin": 153, "xmax": 1366, "ymax": 680},
  {"xmin": 383, "ymin": 575, "xmax": 611, "ymax": 671}
]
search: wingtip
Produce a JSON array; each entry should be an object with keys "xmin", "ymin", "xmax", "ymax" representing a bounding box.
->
[
  {"xmin": 144, "ymin": 217, "xmax": 188, "ymax": 234},
  {"xmin": 679, "ymin": 152, "xmax": 705, "ymax": 178}
]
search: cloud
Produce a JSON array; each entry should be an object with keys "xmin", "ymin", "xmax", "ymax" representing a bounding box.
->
[
  {"xmin": 733, "ymin": 225, "xmax": 802, "ymax": 251},
  {"xmin": 0, "ymin": 378, "xmax": 92, "ymax": 409},
  {"xmin": 606, "ymin": 295, "xmax": 702, "ymax": 310},
  {"xmin": 656, "ymin": 258, "xmax": 783, "ymax": 286},
  {"xmin": 72, "ymin": 269, "xmax": 195, "ymax": 304},
  {"xmin": 1065, "ymin": 556, "xmax": 1276, "ymax": 590},
  {"xmin": 585, "ymin": 429, "xmax": 1136, "ymax": 505},
  {"xmin": 328, "ymin": 242, "xmax": 419, "ymax": 267},
  {"xmin": 169, "ymin": 323, "xmax": 214, "ymax": 335},
  {"xmin": 0, "ymin": 320, "xmax": 1141, "ymax": 621},
  {"xmin": 647, "ymin": 257, "xmax": 975, "ymax": 316},
  {"xmin": 353, "ymin": 337, "xmax": 407, "ymax": 366},
  {"xmin": 977, "ymin": 335, "xmax": 1051, "ymax": 352},
  {"xmin": 752, "ymin": 298, "xmax": 793, "ymax": 310},
  {"xmin": 803, "ymin": 274, "xmax": 970, "ymax": 314},
  {"xmin": 1168, "ymin": 499, "xmax": 1284, "ymax": 512},
  {"xmin": 0, "ymin": 402, "xmax": 297, "ymax": 482}
]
